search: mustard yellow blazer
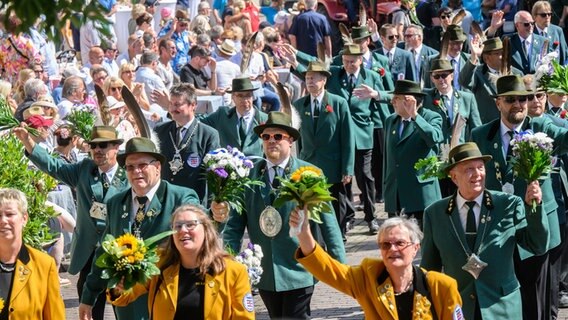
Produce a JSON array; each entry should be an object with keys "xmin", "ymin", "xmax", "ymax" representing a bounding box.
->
[
  {"xmin": 6, "ymin": 245, "xmax": 65, "ymax": 320},
  {"xmin": 297, "ymin": 244, "xmax": 463, "ymax": 320},
  {"xmin": 111, "ymin": 257, "xmax": 255, "ymax": 319}
]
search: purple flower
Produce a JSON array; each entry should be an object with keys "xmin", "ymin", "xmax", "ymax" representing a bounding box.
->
[
  {"xmin": 247, "ymin": 242, "xmax": 254, "ymax": 250},
  {"xmin": 214, "ymin": 168, "xmax": 228, "ymax": 178},
  {"xmin": 243, "ymin": 159, "xmax": 253, "ymax": 168}
]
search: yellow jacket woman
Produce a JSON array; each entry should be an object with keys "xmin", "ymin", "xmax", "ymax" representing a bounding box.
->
[{"xmin": 110, "ymin": 204, "xmax": 255, "ymax": 319}]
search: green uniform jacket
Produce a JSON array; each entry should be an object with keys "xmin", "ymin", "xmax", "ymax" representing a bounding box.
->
[
  {"xmin": 295, "ymin": 50, "xmax": 392, "ymax": 140},
  {"xmin": 470, "ymin": 117, "xmax": 565, "ymax": 257},
  {"xmin": 422, "ymin": 88, "xmax": 482, "ymax": 144},
  {"xmin": 383, "ymin": 108, "xmax": 444, "ymax": 213},
  {"xmin": 27, "ymin": 146, "xmax": 129, "ymax": 275},
  {"xmin": 155, "ymin": 119, "xmax": 220, "ymax": 202},
  {"xmin": 458, "ymin": 60, "xmax": 523, "ymax": 124},
  {"xmin": 223, "ymin": 157, "xmax": 346, "ymax": 292},
  {"xmin": 294, "ymin": 91, "xmax": 355, "ymax": 184},
  {"xmin": 200, "ymin": 106, "xmax": 268, "ymax": 157},
  {"xmin": 421, "ymin": 190, "xmax": 549, "ymax": 320},
  {"xmin": 81, "ymin": 181, "xmax": 199, "ymax": 320}
]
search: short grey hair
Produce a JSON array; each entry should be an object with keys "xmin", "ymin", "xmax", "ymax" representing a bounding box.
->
[
  {"xmin": 170, "ymin": 83, "xmax": 197, "ymax": 105},
  {"xmin": 198, "ymin": 1, "xmax": 210, "ymax": 11},
  {"xmin": 62, "ymin": 76, "xmax": 84, "ymax": 98},
  {"xmin": 196, "ymin": 33, "xmax": 211, "ymax": 46},
  {"xmin": 377, "ymin": 217, "xmax": 423, "ymax": 244},
  {"xmin": 24, "ymin": 79, "xmax": 48, "ymax": 100},
  {"xmin": 209, "ymin": 25, "xmax": 224, "ymax": 40},
  {"xmin": 140, "ymin": 50, "xmax": 159, "ymax": 65},
  {"xmin": 514, "ymin": 10, "xmax": 531, "ymax": 23},
  {"xmin": 306, "ymin": 0, "xmax": 317, "ymax": 10},
  {"xmin": 405, "ymin": 24, "xmax": 423, "ymax": 36}
]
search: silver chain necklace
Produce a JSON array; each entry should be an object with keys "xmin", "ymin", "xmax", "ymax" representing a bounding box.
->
[{"xmin": 0, "ymin": 262, "xmax": 15, "ymax": 272}]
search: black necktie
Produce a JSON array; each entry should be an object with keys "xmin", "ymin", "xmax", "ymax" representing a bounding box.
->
[
  {"xmin": 349, "ymin": 74, "xmax": 356, "ymax": 89},
  {"xmin": 271, "ymin": 167, "xmax": 280, "ymax": 189},
  {"xmin": 506, "ymin": 130, "xmax": 515, "ymax": 159},
  {"xmin": 134, "ymin": 196, "xmax": 148, "ymax": 226},
  {"xmin": 465, "ymin": 201, "xmax": 477, "ymax": 250},
  {"xmin": 522, "ymin": 40, "xmax": 528, "ymax": 58},
  {"xmin": 239, "ymin": 117, "xmax": 247, "ymax": 148},
  {"xmin": 400, "ymin": 119, "xmax": 410, "ymax": 138},
  {"xmin": 177, "ymin": 127, "xmax": 186, "ymax": 146},
  {"xmin": 101, "ymin": 172, "xmax": 110, "ymax": 196},
  {"xmin": 313, "ymin": 99, "xmax": 320, "ymax": 130}
]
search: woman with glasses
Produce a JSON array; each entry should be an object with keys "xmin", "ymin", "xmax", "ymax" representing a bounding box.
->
[
  {"xmin": 291, "ymin": 214, "xmax": 463, "ymax": 319},
  {"xmin": 118, "ymin": 64, "xmax": 152, "ymax": 112},
  {"xmin": 109, "ymin": 204, "xmax": 255, "ymax": 320}
]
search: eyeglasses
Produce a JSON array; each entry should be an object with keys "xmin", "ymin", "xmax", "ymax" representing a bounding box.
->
[
  {"xmin": 89, "ymin": 142, "xmax": 112, "ymax": 149},
  {"xmin": 173, "ymin": 220, "xmax": 202, "ymax": 231},
  {"xmin": 537, "ymin": 12, "xmax": 552, "ymax": 18},
  {"xmin": 404, "ymin": 34, "xmax": 418, "ymax": 38},
  {"xmin": 179, "ymin": 22, "xmax": 189, "ymax": 27},
  {"xmin": 432, "ymin": 73, "xmax": 452, "ymax": 80},
  {"xmin": 261, "ymin": 133, "xmax": 290, "ymax": 141},
  {"xmin": 387, "ymin": 35, "xmax": 398, "ymax": 40},
  {"xmin": 440, "ymin": 14, "xmax": 451, "ymax": 19},
  {"xmin": 503, "ymin": 96, "xmax": 528, "ymax": 104},
  {"xmin": 125, "ymin": 160, "xmax": 158, "ymax": 172},
  {"xmin": 122, "ymin": 70, "xmax": 134, "ymax": 74},
  {"xmin": 34, "ymin": 69, "xmax": 44, "ymax": 74},
  {"xmin": 110, "ymin": 87, "xmax": 121, "ymax": 92},
  {"xmin": 378, "ymin": 240, "xmax": 414, "ymax": 251},
  {"xmin": 234, "ymin": 93, "xmax": 254, "ymax": 99},
  {"xmin": 522, "ymin": 21, "xmax": 535, "ymax": 27},
  {"xmin": 528, "ymin": 93, "xmax": 546, "ymax": 100}
]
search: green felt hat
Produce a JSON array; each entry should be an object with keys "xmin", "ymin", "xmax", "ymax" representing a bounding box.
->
[
  {"xmin": 117, "ymin": 137, "xmax": 166, "ymax": 167},
  {"xmin": 445, "ymin": 142, "xmax": 492, "ymax": 173},
  {"xmin": 253, "ymin": 111, "xmax": 300, "ymax": 141}
]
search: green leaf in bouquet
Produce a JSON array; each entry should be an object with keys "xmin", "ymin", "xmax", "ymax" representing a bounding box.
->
[
  {"xmin": 66, "ymin": 110, "xmax": 96, "ymax": 141},
  {"xmin": 143, "ymin": 230, "xmax": 176, "ymax": 248}
]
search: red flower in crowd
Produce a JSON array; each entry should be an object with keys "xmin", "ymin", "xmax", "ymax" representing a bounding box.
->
[
  {"xmin": 433, "ymin": 99, "xmax": 440, "ymax": 107},
  {"xmin": 561, "ymin": 110, "xmax": 567, "ymax": 119},
  {"xmin": 378, "ymin": 68, "xmax": 386, "ymax": 76},
  {"xmin": 325, "ymin": 105, "xmax": 333, "ymax": 113},
  {"xmin": 554, "ymin": 41, "xmax": 560, "ymax": 48}
]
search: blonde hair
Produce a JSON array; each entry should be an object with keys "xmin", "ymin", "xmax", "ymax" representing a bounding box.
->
[
  {"xmin": 131, "ymin": 4, "xmax": 147, "ymax": 19},
  {"xmin": 14, "ymin": 69, "xmax": 35, "ymax": 103},
  {"xmin": 103, "ymin": 76, "xmax": 126, "ymax": 96},
  {"xmin": 0, "ymin": 80, "xmax": 12, "ymax": 98},
  {"xmin": 0, "ymin": 188, "xmax": 28, "ymax": 216},
  {"xmin": 160, "ymin": 205, "xmax": 229, "ymax": 277}
]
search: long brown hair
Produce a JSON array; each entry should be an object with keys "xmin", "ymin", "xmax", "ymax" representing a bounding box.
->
[{"xmin": 160, "ymin": 205, "xmax": 230, "ymax": 277}]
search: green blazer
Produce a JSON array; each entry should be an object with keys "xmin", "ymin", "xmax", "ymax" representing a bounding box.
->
[
  {"xmin": 294, "ymin": 91, "xmax": 355, "ymax": 184},
  {"xmin": 422, "ymin": 88, "xmax": 482, "ymax": 144},
  {"xmin": 27, "ymin": 146, "xmax": 129, "ymax": 275},
  {"xmin": 470, "ymin": 117, "xmax": 567, "ymax": 256},
  {"xmin": 295, "ymin": 50, "xmax": 392, "ymax": 141},
  {"xmin": 200, "ymin": 106, "xmax": 268, "ymax": 157},
  {"xmin": 458, "ymin": 60, "xmax": 523, "ymax": 124},
  {"xmin": 383, "ymin": 108, "xmax": 444, "ymax": 213},
  {"xmin": 421, "ymin": 190, "xmax": 549, "ymax": 320},
  {"xmin": 81, "ymin": 181, "xmax": 199, "ymax": 320},
  {"xmin": 223, "ymin": 157, "xmax": 346, "ymax": 292},
  {"xmin": 331, "ymin": 50, "xmax": 395, "ymax": 91},
  {"xmin": 155, "ymin": 119, "xmax": 220, "ymax": 202}
]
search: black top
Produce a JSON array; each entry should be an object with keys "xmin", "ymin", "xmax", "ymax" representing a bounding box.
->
[
  {"xmin": 179, "ymin": 64, "xmax": 210, "ymax": 90},
  {"xmin": 174, "ymin": 266, "xmax": 205, "ymax": 320},
  {"xmin": 0, "ymin": 264, "xmax": 15, "ymax": 320},
  {"xmin": 395, "ymin": 288, "xmax": 414, "ymax": 320}
]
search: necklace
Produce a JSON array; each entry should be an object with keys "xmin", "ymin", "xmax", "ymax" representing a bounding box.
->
[
  {"xmin": 0, "ymin": 261, "xmax": 15, "ymax": 272},
  {"xmin": 394, "ymin": 279, "xmax": 413, "ymax": 296}
]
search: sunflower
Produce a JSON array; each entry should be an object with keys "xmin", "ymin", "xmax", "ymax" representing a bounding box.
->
[
  {"xmin": 291, "ymin": 166, "xmax": 322, "ymax": 182},
  {"xmin": 117, "ymin": 234, "xmax": 139, "ymax": 257},
  {"xmin": 0, "ymin": 297, "xmax": 4, "ymax": 313}
]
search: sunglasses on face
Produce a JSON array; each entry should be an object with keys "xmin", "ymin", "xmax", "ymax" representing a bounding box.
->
[
  {"xmin": 261, "ymin": 133, "xmax": 290, "ymax": 141},
  {"xmin": 537, "ymin": 12, "xmax": 552, "ymax": 18},
  {"xmin": 503, "ymin": 96, "xmax": 528, "ymax": 104},
  {"xmin": 110, "ymin": 87, "xmax": 121, "ymax": 92},
  {"xmin": 404, "ymin": 34, "xmax": 418, "ymax": 38},
  {"xmin": 173, "ymin": 220, "xmax": 202, "ymax": 231},
  {"xmin": 440, "ymin": 14, "xmax": 451, "ymax": 19},
  {"xmin": 387, "ymin": 35, "xmax": 398, "ymax": 40},
  {"xmin": 125, "ymin": 160, "xmax": 158, "ymax": 172},
  {"xmin": 432, "ymin": 73, "xmax": 451, "ymax": 80},
  {"xmin": 528, "ymin": 93, "xmax": 546, "ymax": 100},
  {"xmin": 89, "ymin": 142, "xmax": 111, "ymax": 149},
  {"xmin": 378, "ymin": 240, "xmax": 413, "ymax": 251},
  {"xmin": 522, "ymin": 21, "xmax": 535, "ymax": 27}
]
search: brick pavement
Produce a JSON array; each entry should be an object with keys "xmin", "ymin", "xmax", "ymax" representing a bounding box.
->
[{"xmin": 61, "ymin": 203, "xmax": 568, "ymax": 319}]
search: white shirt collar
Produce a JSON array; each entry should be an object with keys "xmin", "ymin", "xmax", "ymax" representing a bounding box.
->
[
  {"xmin": 99, "ymin": 163, "xmax": 119, "ymax": 182},
  {"xmin": 131, "ymin": 181, "xmax": 161, "ymax": 208},
  {"xmin": 310, "ymin": 91, "xmax": 325, "ymax": 104},
  {"xmin": 499, "ymin": 120, "xmax": 523, "ymax": 138},
  {"xmin": 456, "ymin": 191, "xmax": 484, "ymax": 211},
  {"xmin": 267, "ymin": 157, "xmax": 290, "ymax": 171}
]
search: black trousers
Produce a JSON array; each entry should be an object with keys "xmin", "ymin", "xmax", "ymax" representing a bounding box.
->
[
  {"xmin": 354, "ymin": 148, "xmax": 376, "ymax": 222},
  {"xmin": 259, "ymin": 286, "xmax": 314, "ymax": 320},
  {"xmin": 330, "ymin": 182, "xmax": 355, "ymax": 235},
  {"xmin": 77, "ymin": 252, "xmax": 108, "ymax": 320},
  {"xmin": 372, "ymin": 128, "xmax": 385, "ymax": 201},
  {"xmin": 514, "ymin": 248, "xmax": 549, "ymax": 320},
  {"xmin": 550, "ymin": 223, "xmax": 568, "ymax": 320}
]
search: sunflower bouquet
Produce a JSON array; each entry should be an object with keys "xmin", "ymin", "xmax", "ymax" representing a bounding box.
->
[
  {"xmin": 273, "ymin": 166, "xmax": 335, "ymax": 231},
  {"xmin": 95, "ymin": 230, "xmax": 174, "ymax": 290},
  {"xmin": 203, "ymin": 146, "xmax": 264, "ymax": 214},
  {"xmin": 0, "ymin": 297, "xmax": 4, "ymax": 313}
]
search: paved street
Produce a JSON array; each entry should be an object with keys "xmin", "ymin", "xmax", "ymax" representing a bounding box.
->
[{"xmin": 61, "ymin": 203, "xmax": 568, "ymax": 319}]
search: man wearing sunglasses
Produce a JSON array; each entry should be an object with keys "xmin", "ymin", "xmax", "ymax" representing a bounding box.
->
[
  {"xmin": 460, "ymin": 37, "xmax": 523, "ymax": 124},
  {"xmin": 79, "ymin": 137, "xmax": 199, "ymax": 320},
  {"xmin": 14, "ymin": 125, "xmax": 128, "ymax": 320},
  {"xmin": 378, "ymin": 24, "xmax": 416, "ymax": 83},
  {"xmin": 399, "ymin": 24, "xmax": 438, "ymax": 83},
  {"xmin": 220, "ymin": 111, "xmax": 345, "ymax": 320},
  {"xmin": 422, "ymin": 142, "xmax": 548, "ymax": 320},
  {"xmin": 532, "ymin": 0, "xmax": 568, "ymax": 65},
  {"xmin": 471, "ymin": 74, "xmax": 568, "ymax": 320},
  {"xmin": 509, "ymin": 10, "xmax": 549, "ymax": 75}
]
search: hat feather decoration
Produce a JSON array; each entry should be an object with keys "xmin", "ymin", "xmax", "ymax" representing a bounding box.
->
[
  {"xmin": 501, "ymin": 36, "xmax": 511, "ymax": 76},
  {"xmin": 439, "ymin": 29, "xmax": 451, "ymax": 59},
  {"xmin": 470, "ymin": 21, "xmax": 486, "ymax": 43},
  {"xmin": 94, "ymin": 84, "xmax": 112, "ymax": 126},
  {"xmin": 121, "ymin": 86, "xmax": 152, "ymax": 138},
  {"xmin": 339, "ymin": 23, "xmax": 352, "ymax": 45},
  {"xmin": 451, "ymin": 9, "xmax": 466, "ymax": 25},
  {"xmin": 359, "ymin": 3, "xmax": 367, "ymax": 27},
  {"xmin": 450, "ymin": 115, "xmax": 467, "ymax": 150},
  {"xmin": 240, "ymin": 31, "xmax": 259, "ymax": 74},
  {"xmin": 316, "ymin": 42, "xmax": 331, "ymax": 69}
]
